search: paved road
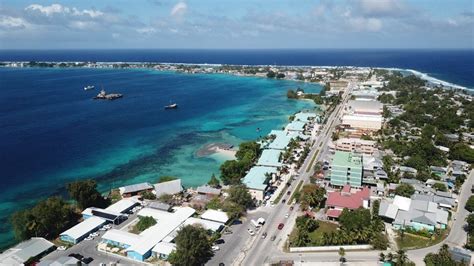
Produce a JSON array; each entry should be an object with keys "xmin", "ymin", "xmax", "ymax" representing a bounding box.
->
[{"xmin": 238, "ymin": 82, "xmax": 355, "ymax": 266}]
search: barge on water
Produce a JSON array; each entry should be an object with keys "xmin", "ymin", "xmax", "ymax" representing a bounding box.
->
[{"xmin": 94, "ymin": 89, "xmax": 123, "ymax": 100}]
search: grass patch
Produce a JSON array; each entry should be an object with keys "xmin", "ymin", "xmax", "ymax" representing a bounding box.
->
[
  {"xmin": 307, "ymin": 221, "xmax": 339, "ymax": 245},
  {"xmin": 306, "ymin": 149, "xmax": 319, "ymax": 173},
  {"xmin": 396, "ymin": 230, "xmax": 449, "ymax": 250},
  {"xmin": 289, "ymin": 221, "xmax": 339, "ymax": 247},
  {"xmin": 287, "ymin": 180, "xmax": 304, "ymax": 205}
]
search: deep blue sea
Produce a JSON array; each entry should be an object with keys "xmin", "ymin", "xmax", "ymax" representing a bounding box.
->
[{"xmin": 0, "ymin": 49, "xmax": 472, "ymax": 249}]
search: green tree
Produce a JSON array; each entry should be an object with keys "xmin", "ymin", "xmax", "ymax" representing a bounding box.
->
[
  {"xmin": 11, "ymin": 197, "xmax": 78, "ymax": 241},
  {"xmin": 158, "ymin": 194, "xmax": 174, "ymax": 204},
  {"xmin": 134, "ymin": 216, "xmax": 157, "ymax": 232},
  {"xmin": 424, "ymin": 244, "xmax": 465, "ymax": 266},
  {"xmin": 276, "ymin": 73, "xmax": 285, "ymax": 79},
  {"xmin": 339, "ymin": 247, "xmax": 346, "ymax": 262},
  {"xmin": 432, "ymin": 183, "xmax": 447, "ymax": 192},
  {"xmin": 141, "ymin": 190, "xmax": 156, "ymax": 200},
  {"xmin": 67, "ymin": 179, "xmax": 109, "ymax": 209},
  {"xmin": 206, "ymin": 197, "xmax": 223, "ymax": 210},
  {"xmin": 395, "ymin": 183, "xmax": 415, "ymax": 198},
  {"xmin": 339, "ymin": 208, "xmax": 372, "ymax": 231},
  {"xmin": 168, "ymin": 225, "xmax": 213, "ymax": 266},
  {"xmin": 295, "ymin": 215, "xmax": 319, "ymax": 232},
  {"xmin": 450, "ymin": 143, "xmax": 474, "ymax": 163},
  {"xmin": 207, "ymin": 174, "xmax": 220, "ymax": 188},
  {"xmin": 227, "ymin": 185, "xmax": 254, "ymax": 208},
  {"xmin": 266, "ymin": 71, "xmax": 276, "ymax": 78},
  {"xmin": 299, "ymin": 184, "xmax": 326, "ymax": 209},
  {"xmin": 465, "ymin": 196, "xmax": 474, "ymax": 212},
  {"xmin": 222, "ymin": 200, "xmax": 244, "ymax": 220}
]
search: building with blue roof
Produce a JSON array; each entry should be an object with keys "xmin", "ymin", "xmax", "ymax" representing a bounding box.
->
[
  {"xmin": 285, "ymin": 120, "xmax": 306, "ymax": 132},
  {"xmin": 294, "ymin": 112, "xmax": 317, "ymax": 123},
  {"xmin": 243, "ymin": 166, "xmax": 278, "ymax": 201},
  {"xmin": 268, "ymin": 130, "xmax": 297, "ymax": 150},
  {"xmin": 257, "ymin": 149, "xmax": 282, "ymax": 167}
]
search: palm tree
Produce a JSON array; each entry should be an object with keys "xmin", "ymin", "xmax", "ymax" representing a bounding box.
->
[
  {"xmin": 338, "ymin": 247, "xmax": 346, "ymax": 263},
  {"xmin": 396, "ymin": 249, "xmax": 408, "ymax": 265},
  {"xmin": 379, "ymin": 252, "xmax": 385, "ymax": 262},
  {"xmin": 387, "ymin": 252, "xmax": 394, "ymax": 262}
]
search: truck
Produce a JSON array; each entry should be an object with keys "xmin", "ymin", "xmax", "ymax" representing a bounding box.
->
[{"xmin": 250, "ymin": 219, "xmax": 261, "ymax": 228}]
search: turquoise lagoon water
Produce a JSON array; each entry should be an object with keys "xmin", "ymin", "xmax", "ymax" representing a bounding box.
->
[{"xmin": 0, "ymin": 67, "xmax": 320, "ymax": 249}]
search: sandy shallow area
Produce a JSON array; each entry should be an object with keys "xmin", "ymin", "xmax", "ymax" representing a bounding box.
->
[{"xmin": 196, "ymin": 142, "xmax": 237, "ymax": 159}]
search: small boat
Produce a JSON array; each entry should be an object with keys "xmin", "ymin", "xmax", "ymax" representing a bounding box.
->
[
  {"xmin": 84, "ymin": 85, "xmax": 95, "ymax": 91},
  {"xmin": 164, "ymin": 103, "xmax": 178, "ymax": 109}
]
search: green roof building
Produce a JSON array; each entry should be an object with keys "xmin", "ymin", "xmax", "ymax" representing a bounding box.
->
[{"xmin": 329, "ymin": 151, "xmax": 363, "ymax": 187}]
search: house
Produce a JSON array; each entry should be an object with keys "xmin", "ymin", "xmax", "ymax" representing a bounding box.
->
[
  {"xmin": 341, "ymin": 114, "xmax": 383, "ymax": 131},
  {"xmin": 242, "ymin": 166, "xmax": 278, "ymax": 201},
  {"xmin": 196, "ymin": 185, "xmax": 221, "ymax": 196},
  {"xmin": 267, "ymin": 130, "xmax": 298, "ymax": 150},
  {"xmin": 329, "ymin": 151, "xmax": 363, "ymax": 187},
  {"xmin": 411, "ymin": 194, "xmax": 456, "ymax": 209},
  {"xmin": 38, "ymin": 256, "xmax": 80, "ymax": 266},
  {"xmin": 154, "ymin": 179, "xmax": 184, "ymax": 198},
  {"xmin": 345, "ymin": 100, "xmax": 383, "ymax": 115},
  {"xmin": 147, "ymin": 202, "xmax": 172, "ymax": 211},
  {"xmin": 200, "ymin": 209, "xmax": 230, "ymax": 224},
  {"xmin": 378, "ymin": 195, "xmax": 448, "ymax": 232},
  {"xmin": 0, "ymin": 238, "xmax": 55, "ymax": 265},
  {"xmin": 257, "ymin": 149, "xmax": 283, "ymax": 168},
  {"xmin": 60, "ymin": 216, "xmax": 106, "ymax": 244},
  {"xmin": 119, "ymin": 182, "xmax": 154, "ymax": 197},
  {"xmin": 363, "ymin": 155, "xmax": 383, "ymax": 171},
  {"xmin": 101, "ymin": 207, "xmax": 196, "ymax": 262},
  {"xmin": 430, "ymin": 166, "xmax": 448, "ymax": 176},
  {"xmin": 325, "ymin": 185, "xmax": 371, "ymax": 219},
  {"xmin": 397, "ymin": 166, "xmax": 418, "ymax": 176},
  {"xmin": 335, "ymin": 138, "xmax": 376, "ymax": 154}
]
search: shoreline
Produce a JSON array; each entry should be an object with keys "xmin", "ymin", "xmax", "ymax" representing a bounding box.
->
[
  {"xmin": 196, "ymin": 142, "xmax": 237, "ymax": 160},
  {"xmin": 0, "ymin": 62, "xmax": 471, "ymax": 92}
]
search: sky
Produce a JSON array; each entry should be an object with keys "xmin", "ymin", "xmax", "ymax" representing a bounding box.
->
[{"xmin": 0, "ymin": 0, "xmax": 473, "ymax": 49}]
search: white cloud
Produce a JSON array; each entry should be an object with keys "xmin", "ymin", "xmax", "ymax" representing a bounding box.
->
[
  {"xmin": 349, "ymin": 17, "xmax": 382, "ymax": 32},
  {"xmin": 356, "ymin": 0, "xmax": 409, "ymax": 18},
  {"xmin": 72, "ymin": 8, "xmax": 104, "ymax": 18},
  {"xmin": 171, "ymin": 2, "xmax": 187, "ymax": 17},
  {"xmin": 0, "ymin": 15, "xmax": 28, "ymax": 30},
  {"xmin": 137, "ymin": 27, "xmax": 156, "ymax": 35},
  {"xmin": 25, "ymin": 4, "xmax": 69, "ymax": 16}
]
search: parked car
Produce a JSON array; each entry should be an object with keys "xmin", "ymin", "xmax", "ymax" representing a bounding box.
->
[
  {"xmin": 287, "ymin": 191, "xmax": 291, "ymax": 195},
  {"xmin": 282, "ymin": 199, "xmax": 286, "ymax": 204},
  {"xmin": 270, "ymin": 235, "xmax": 276, "ymax": 241},
  {"xmin": 285, "ymin": 213, "xmax": 289, "ymax": 218},
  {"xmin": 278, "ymin": 223, "xmax": 284, "ymax": 230},
  {"xmin": 247, "ymin": 229, "xmax": 255, "ymax": 236},
  {"xmin": 261, "ymin": 232, "xmax": 267, "ymax": 239},
  {"xmin": 57, "ymin": 246, "xmax": 66, "ymax": 251},
  {"xmin": 290, "ymin": 206, "xmax": 294, "ymax": 211},
  {"xmin": 212, "ymin": 245, "xmax": 220, "ymax": 251},
  {"xmin": 68, "ymin": 253, "xmax": 83, "ymax": 260},
  {"xmin": 82, "ymin": 257, "xmax": 93, "ymax": 264},
  {"xmin": 215, "ymin": 239, "xmax": 225, "ymax": 244},
  {"xmin": 84, "ymin": 236, "xmax": 93, "ymax": 241}
]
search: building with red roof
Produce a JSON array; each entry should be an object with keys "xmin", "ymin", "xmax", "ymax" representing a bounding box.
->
[{"xmin": 325, "ymin": 185, "xmax": 371, "ymax": 219}]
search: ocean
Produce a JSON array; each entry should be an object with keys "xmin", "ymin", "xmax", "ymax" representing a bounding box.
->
[{"xmin": 0, "ymin": 49, "xmax": 472, "ymax": 249}]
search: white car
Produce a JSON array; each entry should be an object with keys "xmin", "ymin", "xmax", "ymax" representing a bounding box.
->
[
  {"xmin": 212, "ymin": 245, "xmax": 220, "ymax": 251},
  {"xmin": 57, "ymin": 246, "xmax": 66, "ymax": 251},
  {"xmin": 285, "ymin": 213, "xmax": 289, "ymax": 218},
  {"xmin": 247, "ymin": 229, "xmax": 255, "ymax": 236},
  {"xmin": 91, "ymin": 232, "xmax": 99, "ymax": 237},
  {"xmin": 84, "ymin": 236, "xmax": 93, "ymax": 241}
]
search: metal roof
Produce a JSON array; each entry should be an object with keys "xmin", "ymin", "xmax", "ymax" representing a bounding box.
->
[
  {"xmin": 119, "ymin": 182, "xmax": 153, "ymax": 194},
  {"xmin": 196, "ymin": 185, "xmax": 221, "ymax": 195},
  {"xmin": 60, "ymin": 216, "xmax": 106, "ymax": 240},
  {"xmin": 201, "ymin": 209, "xmax": 229, "ymax": 224},
  {"xmin": 154, "ymin": 179, "xmax": 183, "ymax": 197},
  {"xmin": 257, "ymin": 149, "xmax": 282, "ymax": 167},
  {"xmin": 242, "ymin": 166, "xmax": 277, "ymax": 191},
  {"xmin": 0, "ymin": 238, "xmax": 54, "ymax": 265},
  {"xmin": 106, "ymin": 198, "xmax": 139, "ymax": 213}
]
